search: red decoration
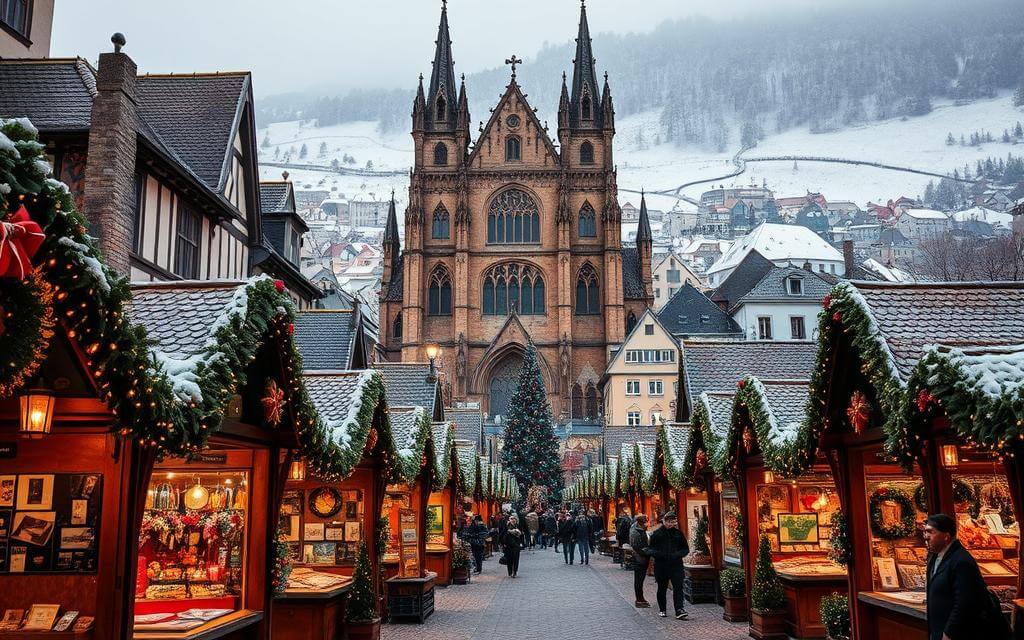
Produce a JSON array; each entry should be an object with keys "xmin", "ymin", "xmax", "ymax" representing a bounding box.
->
[
  {"xmin": 877, "ymin": 487, "xmax": 889, "ymax": 496},
  {"xmin": 274, "ymin": 279, "xmax": 285, "ymax": 293},
  {"xmin": 846, "ymin": 390, "xmax": 870, "ymax": 434},
  {"xmin": 737, "ymin": 379, "xmax": 746, "ymax": 389},
  {"xmin": 365, "ymin": 428, "xmax": 378, "ymax": 452},
  {"xmin": 742, "ymin": 425, "xmax": 754, "ymax": 453},
  {"xmin": 832, "ymin": 311, "xmax": 842, "ymax": 322},
  {"xmin": 0, "ymin": 206, "xmax": 45, "ymax": 280},
  {"xmin": 916, "ymin": 389, "xmax": 934, "ymax": 412},
  {"xmin": 694, "ymin": 448, "xmax": 708, "ymax": 473},
  {"xmin": 261, "ymin": 379, "xmax": 285, "ymax": 427},
  {"xmin": 286, "ymin": 323, "xmax": 295, "ymax": 335},
  {"xmin": 823, "ymin": 294, "xmax": 832, "ymax": 309}
]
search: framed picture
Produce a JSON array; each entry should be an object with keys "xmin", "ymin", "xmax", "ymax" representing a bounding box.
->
[
  {"xmin": 11, "ymin": 512, "xmax": 55, "ymax": 547},
  {"xmin": 344, "ymin": 521, "xmax": 361, "ymax": 542},
  {"xmin": 303, "ymin": 523, "xmax": 324, "ymax": 541},
  {"xmin": 345, "ymin": 502, "xmax": 359, "ymax": 519},
  {"xmin": 22, "ymin": 604, "xmax": 60, "ymax": 631},
  {"xmin": 0, "ymin": 509, "xmax": 10, "ymax": 538},
  {"xmin": 324, "ymin": 525, "xmax": 345, "ymax": 542},
  {"xmin": 777, "ymin": 513, "xmax": 819, "ymax": 544},
  {"xmin": 0, "ymin": 609, "xmax": 25, "ymax": 631},
  {"xmin": 72, "ymin": 475, "xmax": 99, "ymax": 500},
  {"xmin": 16, "ymin": 475, "xmax": 53, "ymax": 511},
  {"xmin": 281, "ymin": 515, "xmax": 301, "ymax": 542},
  {"xmin": 311, "ymin": 542, "xmax": 336, "ymax": 564},
  {"xmin": 281, "ymin": 490, "xmax": 303, "ymax": 516},
  {"xmin": 59, "ymin": 527, "xmax": 94, "ymax": 550},
  {"xmin": 426, "ymin": 505, "xmax": 443, "ymax": 535},
  {"xmin": 53, "ymin": 611, "xmax": 79, "ymax": 632},
  {"xmin": 0, "ymin": 476, "xmax": 15, "ymax": 507},
  {"xmin": 70, "ymin": 500, "xmax": 89, "ymax": 526}
]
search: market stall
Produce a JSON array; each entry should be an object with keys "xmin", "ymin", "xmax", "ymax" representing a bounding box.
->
[
  {"xmin": 619, "ymin": 443, "xmax": 641, "ymax": 517},
  {"xmin": 725, "ymin": 376, "xmax": 846, "ymax": 640},
  {"xmin": 634, "ymin": 442, "xmax": 668, "ymax": 524},
  {"xmin": 424, "ymin": 422, "xmax": 457, "ymax": 586}
]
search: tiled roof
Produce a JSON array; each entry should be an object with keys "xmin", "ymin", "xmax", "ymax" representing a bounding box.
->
[
  {"xmin": 682, "ymin": 340, "xmax": 817, "ymax": 398},
  {"xmin": 851, "ymin": 282, "xmax": 1024, "ymax": 380},
  {"xmin": 259, "ymin": 183, "xmax": 290, "ymax": 214},
  {"xmin": 661, "ymin": 421, "xmax": 692, "ymax": 479},
  {"xmin": 375, "ymin": 362, "xmax": 438, "ymax": 416},
  {"xmin": 604, "ymin": 426, "xmax": 653, "ymax": 457},
  {"xmin": 657, "ymin": 282, "xmax": 742, "ymax": 337},
  {"xmin": 759, "ymin": 381, "xmax": 810, "ymax": 436},
  {"xmin": 384, "ymin": 254, "xmax": 404, "ymax": 302},
  {"xmin": 303, "ymin": 371, "xmax": 375, "ymax": 433},
  {"xmin": 711, "ymin": 249, "xmax": 774, "ymax": 306},
  {"xmin": 293, "ymin": 310, "xmax": 355, "ymax": 371},
  {"xmin": 701, "ymin": 393, "xmax": 736, "ymax": 441},
  {"xmin": 126, "ymin": 281, "xmax": 243, "ymax": 359},
  {"xmin": 390, "ymin": 407, "xmax": 429, "ymax": 453},
  {"xmin": 734, "ymin": 265, "xmax": 832, "ymax": 308},
  {"xmin": 637, "ymin": 442, "xmax": 656, "ymax": 486},
  {"xmin": 136, "ymin": 73, "xmax": 249, "ymax": 191},
  {"xmin": 0, "ymin": 59, "xmax": 96, "ymax": 131},
  {"xmin": 621, "ymin": 247, "xmax": 647, "ymax": 299},
  {"xmin": 447, "ymin": 407, "xmax": 483, "ymax": 444},
  {"xmin": 604, "ymin": 457, "xmax": 619, "ymax": 494},
  {"xmin": 454, "ymin": 441, "xmax": 478, "ymax": 493},
  {"xmin": 431, "ymin": 421, "xmax": 453, "ymax": 483}
]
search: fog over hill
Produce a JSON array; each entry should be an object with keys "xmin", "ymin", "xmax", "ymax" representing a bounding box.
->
[{"xmin": 257, "ymin": 0, "xmax": 1024, "ymax": 150}]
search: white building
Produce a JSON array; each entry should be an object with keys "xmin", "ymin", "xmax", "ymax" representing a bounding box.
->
[
  {"xmin": 652, "ymin": 252, "xmax": 704, "ymax": 310},
  {"xmin": 729, "ymin": 265, "xmax": 832, "ymax": 341},
  {"xmin": 705, "ymin": 222, "xmax": 845, "ymax": 288},
  {"xmin": 895, "ymin": 208, "xmax": 949, "ymax": 240},
  {"xmin": 951, "ymin": 206, "xmax": 1014, "ymax": 233}
]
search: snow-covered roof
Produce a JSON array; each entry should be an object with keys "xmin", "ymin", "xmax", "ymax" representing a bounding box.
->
[
  {"xmin": 951, "ymin": 206, "xmax": 1013, "ymax": 227},
  {"xmin": 901, "ymin": 208, "xmax": 948, "ymax": 221},
  {"xmin": 860, "ymin": 258, "xmax": 915, "ymax": 283},
  {"xmin": 706, "ymin": 223, "xmax": 843, "ymax": 276}
]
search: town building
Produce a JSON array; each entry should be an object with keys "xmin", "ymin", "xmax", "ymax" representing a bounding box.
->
[
  {"xmin": 253, "ymin": 180, "xmax": 323, "ymax": 307},
  {"xmin": 705, "ymin": 222, "xmax": 845, "ymax": 287},
  {"xmin": 895, "ymin": 208, "xmax": 949, "ymax": 240},
  {"xmin": 652, "ymin": 251, "xmax": 703, "ymax": 309},
  {"xmin": 0, "ymin": 0, "xmax": 53, "ymax": 57},
  {"xmin": 728, "ymin": 265, "xmax": 832, "ymax": 341},
  {"xmin": 657, "ymin": 282, "xmax": 743, "ymax": 340}
]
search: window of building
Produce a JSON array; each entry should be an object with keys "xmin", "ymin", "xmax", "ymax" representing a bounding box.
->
[
  {"xmin": 624, "ymin": 350, "xmax": 676, "ymax": 364},
  {"xmin": 487, "ymin": 188, "xmax": 539, "ymax": 244},
  {"xmin": 433, "ymin": 142, "xmax": 448, "ymax": 166},
  {"xmin": 505, "ymin": 136, "xmax": 521, "ymax": 162},
  {"xmin": 585, "ymin": 384, "xmax": 598, "ymax": 420},
  {"xmin": 435, "ymin": 94, "xmax": 447, "ymax": 122},
  {"xmin": 667, "ymin": 268, "xmax": 681, "ymax": 283},
  {"xmin": 431, "ymin": 203, "xmax": 450, "ymax": 239},
  {"xmin": 626, "ymin": 380, "xmax": 640, "ymax": 396},
  {"xmin": 790, "ymin": 316, "xmax": 806, "ymax": 340},
  {"xmin": 571, "ymin": 383, "xmax": 584, "ymax": 418},
  {"xmin": 394, "ymin": 312, "xmax": 403, "ymax": 339},
  {"xmin": 787, "ymin": 277, "xmax": 803, "ymax": 295},
  {"xmin": 482, "ymin": 263, "xmax": 545, "ymax": 315},
  {"xmin": 650, "ymin": 411, "xmax": 662, "ymax": 426},
  {"xmin": 578, "ymin": 202, "xmax": 596, "ymax": 237},
  {"xmin": 668, "ymin": 286, "xmax": 677, "ymax": 298},
  {"xmin": 627, "ymin": 411, "xmax": 641, "ymax": 427},
  {"xmin": 173, "ymin": 204, "xmax": 201, "ymax": 279},
  {"xmin": 288, "ymin": 226, "xmax": 300, "ymax": 263},
  {"xmin": 758, "ymin": 316, "xmax": 773, "ymax": 340},
  {"xmin": 428, "ymin": 266, "xmax": 452, "ymax": 315},
  {"xmin": 131, "ymin": 170, "xmax": 144, "ymax": 253},
  {"xmin": 655, "ymin": 289, "xmax": 660, "ymax": 299},
  {"xmin": 575, "ymin": 264, "xmax": 600, "ymax": 315},
  {"xmin": 644, "ymin": 324, "xmax": 655, "ymax": 335},
  {"xmin": 626, "ymin": 311, "xmax": 638, "ymax": 334},
  {"xmin": 649, "ymin": 380, "xmax": 663, "ymax": 396},
  {"xmin": 579, "ymin": 141, "xmax": 594, "ymax": 165},
  {"xmin": 1, "ymin": 0, "xmax": 30, "ymax": 39}
]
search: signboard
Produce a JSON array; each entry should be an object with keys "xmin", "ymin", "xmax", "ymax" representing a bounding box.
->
[{"xmin": 398, "ymin": 508, "xmax": 420, "ymax": 578}]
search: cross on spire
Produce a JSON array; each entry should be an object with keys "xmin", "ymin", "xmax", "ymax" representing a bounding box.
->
[{"xmin": 505, "ymin": 54, "xmax": 523, "ymax": 78}]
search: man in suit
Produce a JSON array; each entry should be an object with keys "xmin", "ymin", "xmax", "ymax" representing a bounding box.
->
[{"xmin": 924, "ymin": 513, "xmax": 1008, "ymax": 640}]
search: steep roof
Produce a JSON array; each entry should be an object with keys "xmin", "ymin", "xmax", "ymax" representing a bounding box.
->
[
  {"xmin": 424, "ymin": 2, "xmax": 458, "ymax": 132},
  {"xmin": 374, "ymin": 362, "xmax": 442, "ymax": 419},
  {"xmin": 657, "ymin": 282, "xmax": 742, "ymax": 338},
  {"xmin": 707, "ymin": 223, "xmax": 843, "ymax": 276},
  {"xmin": 621, "ymin": 247, "xmax": 647, "ymax": 299},
  {"xmin": 568, "ymin": 1, "xmax": 603, "ymax": 129},
  {"xmin": 259, "ymin": 182, "xmax": 291, "ymax": 214},
  {"xmin": 447, "ymin": 407, "xmax": 483, "ymax": 445},
  {"xmin": 710, "ymin": 249, "xmax": 774, "ymax": 306},
  {"xmin": 733, "ymin": 265, "xmax": 833, "ymax": 309},
  {"xmin": 0, "ymin": 59, "xmax": 96, "ymax": 131},
  {"xmin": 293, "ymin": 310, "xmax": 356, "ymax": 370},
  {"xmin": 682, "ymin": 340, "xmax": 817, "ymax": 399},
  {"xmin": 604, "ymin": 426, "xmax": 652, "ymax": 457}
]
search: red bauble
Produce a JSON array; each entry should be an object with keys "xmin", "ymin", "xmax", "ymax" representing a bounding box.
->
[
  {"xmin": 274, "ymin": 279, "xmax": 285, "ymax": 293},
  {"xmin": 916, "ymin": 389, "xmax": 934, "ymax": 412},
  {"xmin": 832, "ymin": 311, "xmax": 842, "ymax": 322},
  {"xmin": 287, "ymin": 323, "xmax": 295, "ymax": 335},
  {"xmin": 737, "ymin": 379, "xmax": 746, "ymax": 389},
  {"xmin": 823, "ymin": 294, "xmax": 832, "ymax": 309}
]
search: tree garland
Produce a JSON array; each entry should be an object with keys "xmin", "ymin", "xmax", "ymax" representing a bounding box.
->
[
  {"xmin": 0, "ymin": 268, "xmax": 54, "ymax": 397},
  {"xmin": 869, "ymin": 486, "xmax": 916, "ymax": 540},
  {"xmin": 913, "ymin": 480, "xmax": 976, "ymax": 514},
  {"xmin": 827, "ymin": 510, "xmax": 851, "ymax": 566},
  {"xmin": 726, "ymin": 376, "xmax": 806, "ymax": 479},
  {"xmin": 657, "ymin": 421, "xmax": 689, "ymax": 490}
]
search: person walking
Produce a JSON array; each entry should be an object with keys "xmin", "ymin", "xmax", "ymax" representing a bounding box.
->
[
  {"xmin": 558, "ymin": 512, "xmax": 576, "ymax": 564},
  {"xmin": 573, "ymin": 510, "xmax": 593, "ymax": 565},
  {"xmin": 464, "ymin": 514, "xmax": 489, "ymax": 574},
  {"xmin": 647, "ymin": 511, "xmax": 689, "ymax": 619},
  {"xmin": 541, "ymin": 509, "xmax": 556, "ymax": 550},
  {"xmin": 502, "ymin": 515, "xmax": 524, "ymax": 578},
  {"xmin": 924, "ymin": 513, "xmax": 1010, "ymax": 640},
  {"xmin": 588, "ymin": 509, "xmax": 603, "ymax": 552},
  {"xmin": 629, "ymin": 514, "xmax": 652, "ymax": 608},
  {"xmin": 525, "ymin": 508, "xmax": 540, "ymax": 551}
]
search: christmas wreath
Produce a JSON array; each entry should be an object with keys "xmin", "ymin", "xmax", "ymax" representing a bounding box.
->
[
  {"xmin": 869, "ymin": 486, "xmax": 916, "ymax": 540},
  {"xmin": 0, "ymin": 269, "xmax": 55, "ymax": 398},
  {"xmin": 913, "ymin": 480, "xmax": 977, "ymax": 515}
]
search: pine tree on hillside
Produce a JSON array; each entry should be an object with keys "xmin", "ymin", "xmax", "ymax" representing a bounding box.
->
[
  {"xmin": 1014, "ymin": 84, "xmax": 1024, "ymax": 107},
  {"xmin": 500, "ymin": 342, "xmax": 564, "ymax": 499}
]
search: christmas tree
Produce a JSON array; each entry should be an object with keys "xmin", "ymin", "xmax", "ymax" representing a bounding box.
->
[
  {"xmin": 500, "ymin": 342, "xmax": 564, "ymax": 499},
  {"xmin": 346, "ymin": 542, "xmax": 378, "ymax": 623},
  {"xmin": 750, "ymin": 534, "xmax": 786, "ymax": 612}
]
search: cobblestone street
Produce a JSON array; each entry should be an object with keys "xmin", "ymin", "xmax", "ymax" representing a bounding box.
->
[{"xmin": 383, "ymin": 547, "xmax": 749, "ymax": 640}]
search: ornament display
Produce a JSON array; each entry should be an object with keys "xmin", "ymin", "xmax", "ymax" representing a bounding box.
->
[
  {"xmin": 916, "ymin": 389, "xmax": 934, "ymax": 412},
  {"xmin": 694, "ymin": 448, "xmax": 708, "ymax": 473},
  {"xmin": 309, "ymin": 486, "xmax": 343, "ymax": 518},
  {"xmin": 846, "ymin": 390, "xmax": 870, "ymax": 434},
  {"xmin": 262, "ymin": 378, "xmax": 285, "ymax": 427},
  {"xmin": 869, "ymin": 486, "xmax": 916, "ymax": 540},
  {"xmin": 0, "ymin": 206, "xmax": 45, "ymax": 280}
]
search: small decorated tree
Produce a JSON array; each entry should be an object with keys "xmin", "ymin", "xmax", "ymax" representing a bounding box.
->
[
  {"xmin": 720, "ymin": 566, "xmax": 745, "ymax": 597},
  {"xmin": 819, "ymin": 592, "xmax": 851, "ymax": 640},
  {"xmin": 346, "ymin": 542, "xmax": 379, "ymax": 623},
  {"xmin": 750, "ymin": 535, "xmax": 786, "ymax": 612},
  {"xmin": 690, "ymin": 514, "xmax": 711, "ymax": 564}
]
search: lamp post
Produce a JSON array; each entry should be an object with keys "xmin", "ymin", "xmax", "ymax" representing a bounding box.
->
[
  {"xmin": 425, "ymin": 343, "xmax": 440, "ymax": 381},
  {"xmin": 20, "ymin": 380, "xmax": 55, "ymax": 438}
]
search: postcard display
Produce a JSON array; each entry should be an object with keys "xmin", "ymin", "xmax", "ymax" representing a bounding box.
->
[{"xmin": 278, "ymin": 486, "xmax": 365, "ymax": 570}]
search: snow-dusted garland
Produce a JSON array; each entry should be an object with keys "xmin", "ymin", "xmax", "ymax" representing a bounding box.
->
[
  {"xmin": 682, "ymin": 393, "xmax": 732, "ymax": 485},
  {"xmin": 0, "ymin": 269, "xmax": 55, "ymax": 398},
  {"xmin": 727, "ymin": 376, "xmax": 806, "ymax": 478}
]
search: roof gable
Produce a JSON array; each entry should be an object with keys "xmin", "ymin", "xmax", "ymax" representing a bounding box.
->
[
  {"xmin": 711, "ymin": 249, "xmax": 774, "ymax": 305},
  {"xmin": 657, "ymin": 282, "xmax": 742, "ymax": 337},
  {"xmin": 681, "ymin": 340, "xmax": 817, "ymax": 400},
  {"xmin": 467, "ymin": 79, "xmax": 559, "ymax": 169},
  {"xmin": 604, "ymin": 309, "xmax": 678, "ymax": 374},
  {"xmin": 0, "ymin": 59, "xmax": 96, "ymax": 131}
]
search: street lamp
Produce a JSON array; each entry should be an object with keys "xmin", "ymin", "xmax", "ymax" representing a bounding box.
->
[
  {"xmin": 20, "ymin": 380, "xmax": 55, "ymax": 438},
  {"xmin": 425, "ymin": 343, "xmax": 440, "ymax": 380}
]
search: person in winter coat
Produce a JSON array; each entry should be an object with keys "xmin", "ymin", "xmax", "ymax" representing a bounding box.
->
[
  {"xmin": 647, "ymin": 511, "xmax": 689, "ymax": 619},
  {"xmin": 525, "ymin": 509, "xmax": 540, "ymax": 550},
  {"xmin": 557, "ymin": 513, "xmax": 576, "ymax": 564},
  {"xmin": 615, "ymin": 511, "xmax": 633, "ymax": 546},
  {"xmin": 628, "ymin": 514, "xmax": 652, "ymax": 607},
  {"xmin": 464, "ymin": 514, "xmax": 490, "ymax": 574},
  {"xmin": 588, "ymin": 509, "xmax": 603, "ymax": 552},
  {"xmin": 542, "ymin": 510, "xmax": 558, "ymax": 550},
  {"xmin": 573, "ymin": 511, "xmax": 593, "ymax": 565},
  {"xmin": 502, "ymin": 515, "xmax": 525, "ymax": 577}
]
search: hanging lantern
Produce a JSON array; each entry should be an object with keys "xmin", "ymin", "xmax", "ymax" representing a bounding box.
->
[
  {"xmin": 289, "ymin": 459, "xmax": 307, "ymax": 481},
  {"xmin": 763, "ymin": 470, "xmax": 775, "ymax": 484},
  {"xmin": 20, "ymin": 381, "xmax": 55, "ymax": 437},
  {"xmin": 846, "ymin": 390, "xmax": 870, "ymax": 434},
  {"xmin": 940, "ymin": 444, "xmax": 959, "ymax": 469}
]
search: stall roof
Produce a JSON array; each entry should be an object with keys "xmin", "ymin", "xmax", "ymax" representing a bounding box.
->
[
  {"xmin": 430, "ymin": 421, "xmax": 455, "ymax": 490},
  {"xmin": 683, "ymin": 340, "xmax": 817, "ymax": 400},
  {"xmin": 454, "ymin": 441, "xmax": 478, "ymax": 495},
  {"xmin": 659, "ymin": 422, "xmax": 692, "ymax": 490}
]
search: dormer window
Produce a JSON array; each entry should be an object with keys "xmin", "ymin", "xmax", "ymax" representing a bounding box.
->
[{"xmin": 787, "ymin": 277, "xmax": 803, "ymax": 295}]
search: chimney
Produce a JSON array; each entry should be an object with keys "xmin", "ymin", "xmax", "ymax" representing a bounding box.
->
[
  {"xmin": 83, "ymin": 33, "xmax": 138, "ymax": 276},
  {"xmin": 843, "ymin": 239, "xmax": 855, "ymax": 276}
]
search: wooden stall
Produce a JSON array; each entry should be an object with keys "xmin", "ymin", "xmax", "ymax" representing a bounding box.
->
[
  {"xmin": 726, "ymin": 376, "xmax": 846, "ymax": 640},
  {"xmin": 635, "ymin": 442, "xmax": 669, "ymax": 524},
  {"xmin": 802, "ymin": 282, "xmax": 1024, "ymax": 640},
  {"xmin": 424, "ymin": 422, "xmax": 457, "ymax": 586}
]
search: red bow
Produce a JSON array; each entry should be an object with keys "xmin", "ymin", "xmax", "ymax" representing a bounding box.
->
[{"xmin": 0, "ymin": 207, "xmax": 45, "ymax": 280}]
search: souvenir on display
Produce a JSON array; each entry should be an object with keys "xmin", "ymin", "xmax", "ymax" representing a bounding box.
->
[{"xmin": 309, "ymin": 487, "xmax": 343, "ymax": 518}]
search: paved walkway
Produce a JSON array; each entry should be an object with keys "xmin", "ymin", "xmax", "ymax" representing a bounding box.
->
[{"xmin": 383, "ymin": 546, "xmax": 749, "ymax": 640}]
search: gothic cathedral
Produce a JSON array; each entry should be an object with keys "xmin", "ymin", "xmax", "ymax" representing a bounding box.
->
[{"xmin": 380, "ymin": 2, "xmax": 653, "ymax": 424}]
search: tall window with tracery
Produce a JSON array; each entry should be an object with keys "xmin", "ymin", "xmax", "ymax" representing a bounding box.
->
[
  {"xmin": 482, "ymin": 263, "xmax": 545, "ymax": 315},
  {"xmin": 393, "ymin": 312, "xmax": 403, "ymax": 339},
  {"xmin": 487, "ymin": 189, "xmax": 540, "ymax": 244},
  {"xmin": 431, "ymin": 204, "xmax": 450, "ymax": 239},
  {"xmin": 428, "ymin": 266, "xmax": 452, "ymax": 316},
  {"xmin": 578, "ymin": 202, "xmax": 596, "ymax": 237},
  {"xmin": 575, "ymin": 264, "xmax": 600, "ymax": 315},
  {"xmin": 505, "ymin": 136, "xmax": 521, "ymax": 161},
  {"xmin": 571, "ymin": 384, "xmax": 584, "ymax": 418},
  {"xmin": 435, "ymin": 93, "xmax": 447, "ymax": 122},
  {"xmin": 585, "ymin": 384, "xmax": 598, "ymax": 419},
  {"xmin": 579, "ymin": 141, "xmax": 594, "ymax": 165},
  {"xmin": 433, "ymin": 142, "xmax": 448, "ymax": 166}
]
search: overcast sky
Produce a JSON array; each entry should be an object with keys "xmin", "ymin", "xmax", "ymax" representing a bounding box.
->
[{"xmin": 53, "ymin": 0, "xmax": 841, "ymax": 98}]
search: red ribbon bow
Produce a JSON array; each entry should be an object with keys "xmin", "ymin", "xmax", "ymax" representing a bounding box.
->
[{"xmin": 0, "ymin": 206, "xmax": 45, "ymax": 280}]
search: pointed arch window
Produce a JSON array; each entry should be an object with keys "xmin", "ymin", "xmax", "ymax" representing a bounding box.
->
[
  {"xmin": 580, "ymin": 140, "xmax": 594, "ymax": 165},
  {"xmin": 433, "ymin": 142, "xmax": 448, "ymax": 166},
  {"xmin": 435, "ymin": 92, "xmax": 447, "ymax": 122},
  {"xmin": 572, "ymin": 383, "xmax": 584, "ymax": 418},
  {"xmin": 393, "ymin": 312, "xmax": 403, "ymax": 340},
  {"xmin": 585, "ymin": 384, "xmax": 599, "ymax": 420},
  {"xmin": 575, "ymin": 264, "xmax": 600, "ymax": 315},
  {"xmin": 431, "ymin": 203, "xmax": 450, "ymax": 239},
  {"xmin": 428, "ymin": 265, "xmax": 452, "ymax": 316},
  {"xmin": 487, "ymin": 188, "xmax": 540, "ymax": 244},
  {"xmin": 578, "ymin": 202, "xmax": 597, "ymax": 237},
  {"xmin": 626, "ymin": 311, "xmax": 638, "ymax": 334},
  {"xmin": 505, "ymin": 136, "xmax": 521, "ymax": 162},
  {"xmin": 581, "ymin": 85, "xmax": 593, "ymax": 121},
  {"xmin": 482, "ymin": 263, "xmax": 545, "ymax": 316}
]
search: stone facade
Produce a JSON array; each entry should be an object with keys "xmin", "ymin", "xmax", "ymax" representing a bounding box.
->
[{"xmin": 380, "ymin": 3, "xmax": 652, "ymax": 423}]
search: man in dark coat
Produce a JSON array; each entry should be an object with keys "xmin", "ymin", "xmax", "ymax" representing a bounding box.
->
[
  {"xmin": 628, "ymin": 514, "xmax": 652, "ymax": 608},
  {"xmin": 464, "ymin": 514, "xmax": 490, "ymax": 574},
  {"xmin": 647, "ymin": 511, "xmax": 689, "ymax": 619},
  {"xmin": 557, "ymin": 512, "xmax": 576, "ymax": 564},
  {"xmin": 573, "ymin": 510, "xmax": 593, "ymax": 565},
  {"xmin": 924, "ymin": 513, "xmax": 1009, "ymax": 640},
  {"xmin": 543, "ymin": 509, "xmax": 558, "ymax": 550},
  {"xmin": 588, "ymin": 509, "xmax": 603, "ymax": 552},
  {"xmin": 501, "ymin": 516, "xmax": 524, "ymax": 578}
]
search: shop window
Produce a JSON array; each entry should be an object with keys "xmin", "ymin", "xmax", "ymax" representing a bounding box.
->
[{"xmin": 277, "ymin": 487, "xmax": 365, "ymax": 568}]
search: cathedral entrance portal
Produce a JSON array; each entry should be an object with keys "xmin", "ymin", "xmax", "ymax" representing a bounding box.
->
[{"xmin": 488, "ymin": 354, "xmax": 523, "ymax": 422}]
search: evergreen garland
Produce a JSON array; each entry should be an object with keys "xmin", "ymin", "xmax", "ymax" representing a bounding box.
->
[
  {"xmin": 869, "ymin": 486, "xmax": 916, "ymax": 540},
  {"xmin": 681, "ymin": 394, "xmax": 729, "ymax": 485},
  {"xmin": 499, "ymin": 342, "xmax": 563, "ymax": 498},
  {"xmin": 750, "ymin": 534, "xmax": 786, "ymax": 612},
  {"xmin": 827, "ymin": 510, "xmax": 850, "ymax": 566},
  {"xmin": 726, "ymin": 376, "xmax": 805, "ymax": 478},
  {"xmin": 346, "ymin": 542, "xmax": 379, "ymax": 623},
  {"xmin": 656, "ymin": 422, "xmax": 687, "ymax": 490},
  {"xmin": 0, "ymin": 269, "xmax": 54, "ymax": 398}
]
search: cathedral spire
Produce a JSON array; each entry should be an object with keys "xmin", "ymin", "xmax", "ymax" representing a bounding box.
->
[
  {"xmin": 569, "ymin": 0, "xmax": 602, "ymax": 130},
  {"xmin": 636, "ymin": 190, "xmax": 652, "ymax": 248},
  {"xmin": 413, "ymin": 74, "xmax": 426, "ymax": 132},
  {"xmin": 558, "ymin": 71, "xmax": 570, "ymax": 130},
  {"xmin": 426, "ymin": 1, "xmax": 458, "ymax": 132},
  {"xmin": 456, "ymin": 73, "xmax": 470, "ymax": 132},
  {"xmin": 383, "ymin": 190, "xmax": 401, "ymax": 266}
]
